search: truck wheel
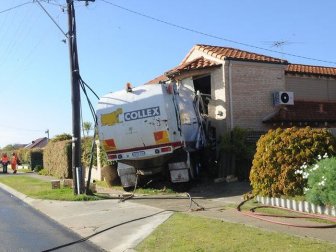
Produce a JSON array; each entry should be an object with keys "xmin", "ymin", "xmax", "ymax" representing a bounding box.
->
[
  {"xmin": 171, "ymin": 182, "xmax": 190, "ymax": 192},
  {"xmin": 123, "ymin": 186, "xmax": 135, "ymax": 192},
  {"xmin": 102, "ymin": 164, "xmax": 120, "ymax": 186}
]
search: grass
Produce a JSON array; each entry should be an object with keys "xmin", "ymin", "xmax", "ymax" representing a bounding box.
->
[
  {"xmin": 137, "ymin": 213, "xmax": 336, "ymax": 252},
  {"xmin": 17, "ymin": 169, "xmax": 33, "ymax": 173},
  {"xmin": 96, "ymin": 179, "xmax": 180, "ymax": 195},
  {"xmin": 0, "ymin": 176, "xmax": 105, "ymax": 201}
]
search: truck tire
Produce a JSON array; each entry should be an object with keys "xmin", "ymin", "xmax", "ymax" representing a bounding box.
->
[
  {"xmin": 123, "ymin": 186, "xmax": 135, "ymax": 192},
  {"xmin": 171, "ymin": 182, "xmax": 190, "ymax": 192},
  {"xmin": 102, "ymin": 164, "xmax": 120, "ymax": 186}
]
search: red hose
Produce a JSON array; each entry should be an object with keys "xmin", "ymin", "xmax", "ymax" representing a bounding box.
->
[{"xmin": 237, "ymin": 199, "xmax": 336, "ymax": 228}]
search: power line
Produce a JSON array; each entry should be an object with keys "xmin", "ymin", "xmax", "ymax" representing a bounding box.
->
[
  {"xmin": 0, "ymin": 1, "xmax": 33, "ymax": 15},
  {"xmin": 99, "ymin": 0, "xmax": 336, "ymax": 65},
  {"xmin": 0, "ymin": 124, "xmax": 44, "ymax": 132},
  {"xmin": 35, "ymin": 0, "xmax": 68, "ymax": 37}
]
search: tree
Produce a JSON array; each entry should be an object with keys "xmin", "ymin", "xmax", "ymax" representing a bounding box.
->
[
  {"xmin": 83, "ymin": 121, "xmax": 93, "ymax": 138},
  {"xmin": 51, "ymin": 133, "xmax": 72, "ymax": 142},
  {"xmin": 1, "ymin": 144, "xmax": 16, "ymax": 151}
]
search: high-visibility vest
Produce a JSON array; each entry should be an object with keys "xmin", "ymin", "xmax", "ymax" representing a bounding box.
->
[{"xmin": 1, "ymin": 157, "xmax": 9, "ymax": 164}]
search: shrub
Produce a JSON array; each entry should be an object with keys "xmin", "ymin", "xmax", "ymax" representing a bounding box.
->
[
  {"xmin": 304, "ymin": 156, "xmax": 336, "ymax": 206},
  {"xmin": 43, "ymin": 140, "xmax": 72, "ymax": 178},
  {"xmin": 98, "ymin": 141, "xmax": 114, "ymax": 168},
  {"xmin": 220, "ymin": 127, "xmax": 256, "ymax": 180},
  {"xmin": 34, "ymin": 165, "xmax": 43, "ymax": 173},
  {"xmin": 51, "ymin": 133, "xmax": 72, "ymax": 142},
  {"xmin": 250, "ymin": 127, "xmax": 336, "ymax": 197},
  {"xmin": 16, "ymin": 148, "xmax": 31, "ymax": 165},
  {"xmin": 81, "ymin": 137, "xmax": 97, "ymax": 168}
]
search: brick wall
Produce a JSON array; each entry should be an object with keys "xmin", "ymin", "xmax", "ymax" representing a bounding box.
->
[
  {"xmin": 182, "ymin": 51, "xmax": 287, "ymax": 133},
  {"xmin": 228, "ymin": 60, "xmax": 286, "ymax": 130}
]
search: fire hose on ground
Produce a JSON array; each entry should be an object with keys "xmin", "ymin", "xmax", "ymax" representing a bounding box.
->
[{"xmin": 237, "ymin": 198, "xmax": 336, "ymax": 228}]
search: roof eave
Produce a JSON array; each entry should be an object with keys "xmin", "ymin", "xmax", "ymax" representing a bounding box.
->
[
  {"xmin": 165, "ymin": 64, "xmax": 221, "ymax": 78},
  {"xmin": 225, "ymin": 57, "xmax": 288, "ymax": 65}
]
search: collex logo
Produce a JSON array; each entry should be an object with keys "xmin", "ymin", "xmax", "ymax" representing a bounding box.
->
[{"xmin": 124, "ymin": 106, "xmax": 160, "ymax": 121}]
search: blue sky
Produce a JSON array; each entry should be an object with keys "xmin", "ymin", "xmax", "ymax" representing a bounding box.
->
[{"xmin": 0, "ymin": 0, "xmax": 335, "ymax": 148}]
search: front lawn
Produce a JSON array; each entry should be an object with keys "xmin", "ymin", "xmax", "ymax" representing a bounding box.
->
[
  {"xmin": 137, "ymin": 213, "xmax": 336, "ymax": 252},
  {"xmin": 0, "ymin": 176, "xmax": 104, "ymax": 201}
]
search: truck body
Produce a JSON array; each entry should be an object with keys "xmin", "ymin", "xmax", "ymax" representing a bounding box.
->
[{"xmin": 96, "ymin": 83, "xmax": 206, "ymax": 188}]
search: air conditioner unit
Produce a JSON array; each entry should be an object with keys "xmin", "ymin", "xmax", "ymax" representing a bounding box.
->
[{"xmin": 273, "ymin": 91, "xmax": 294, "ymax": 105}]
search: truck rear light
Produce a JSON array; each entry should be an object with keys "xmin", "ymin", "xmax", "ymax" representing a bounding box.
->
[
  {"xmin": 103, "ymin": 139, "xmax": 117, "ymax": 151},
  {"xmin": 160, "ymin": 147, "xmax": 171, "ymax": 153},
  {"xmin": 108, "ymin": 154, "xmax": 117, "ymax": 160},
  {"xmin": 155, "ymin": 149, "xmax": 160, "ymax": 154},
  {"xmin": 154, "ymin": 130, "xmax": 170, "ymax": 144},
  {"xmin": 117, "ymin": 154, "xmax": 123, "ymax": 159}
]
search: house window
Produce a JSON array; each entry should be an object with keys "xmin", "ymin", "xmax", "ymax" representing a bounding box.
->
[{"xmin": 193, "ymin": 75, "xmax": 211, "ymax": 95}]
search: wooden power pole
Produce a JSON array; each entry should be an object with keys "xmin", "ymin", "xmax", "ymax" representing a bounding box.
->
[{"xmin": 66, "ymin": 0, "xmax": 94, "ymax": 194}]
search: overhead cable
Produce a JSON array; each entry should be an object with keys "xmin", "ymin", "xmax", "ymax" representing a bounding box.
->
[
  {"xmin": 99, "ymin": 0, "xmax": 336, "ymax": 65},
  {"xmin": 0, "ymin": 124, "xmax": 44, "ymax": 132},
  {"xmin": 35, "ymin": 0, "xmax": 68, "ymax": 38},
  {"xmin": 0, "ymin": 1, "xmax": 33, "ymax": 15}
]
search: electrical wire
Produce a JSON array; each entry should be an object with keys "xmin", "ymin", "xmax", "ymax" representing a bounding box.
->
[
  {"xmin": 35, "ymin": 0, "xmax": 68, "ymax": 37},
  {"xmin": 0, "ymin": 124, "xmax": 44, "ymax": 132},
  {"xmin": 43, "ymin": 187, "xmax": 205, "ymax": 251},
  {"xmin": 41, "ymin": 209, "xmax": 173, "ymax": 252},
  {"xmin": 0, "ymin": 1, "xmax": 33, "ymax": 15},
  {"xmin": 99, "ymin": 0, "xmax": 336, "ymax": 65},
  {"xmin": 79, "ymin": 77, "xmax": 98, "ymax": 125}
]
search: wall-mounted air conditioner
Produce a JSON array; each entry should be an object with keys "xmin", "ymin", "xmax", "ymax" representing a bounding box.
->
[{"xmin": 273, "ymin": 91, "xmax": 294, "ymax": 105}]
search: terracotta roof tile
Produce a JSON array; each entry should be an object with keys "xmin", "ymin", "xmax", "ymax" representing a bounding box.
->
[
  {"xmin": 286, "ymin": 64, "xmax": 336, "ymax": 77},
  {"xmin": 145, "ymin": 74, "xmax": 169, "ymax": 84},
  {"xmin": 166, "ymin": 57, "xmax": 220, "ymax": 76},
  {"xmin": 264, "ymin": 101, "xmax": 336, "ymax": 123},
  {"xmin": 193, "ymin": 44, "xmax": 288, "ymax": 64}
]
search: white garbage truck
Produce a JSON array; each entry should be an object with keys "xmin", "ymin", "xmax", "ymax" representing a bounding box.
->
[{"xmin": 96, "ymin": 82, "xmax": 209, "ymax": 189}]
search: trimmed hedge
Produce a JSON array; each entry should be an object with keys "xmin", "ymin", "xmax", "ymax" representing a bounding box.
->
[
  {"xmin": 16, "ymin": 148, "xmax": 31, "ymax": 165},
  {"xmin": 43, "ymin": 140, "xmax": 72, "ymax": 178},
  {"xmin": 250, "ymin": 127, "xmax": 336, "ymax": 197}
]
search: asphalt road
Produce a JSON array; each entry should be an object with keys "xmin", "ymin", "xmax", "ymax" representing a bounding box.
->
[{"xmin": 0, "ymin": 188, "xmax": 103, "ymax": 252}]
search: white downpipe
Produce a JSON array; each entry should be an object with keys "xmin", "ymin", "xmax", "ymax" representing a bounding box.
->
[
  {"xmin": 76, "ymin": 167, "xmax": 81, "ymax": 194},
  {"xmin": 229, "ymin": 61, "xmax": 234, "ymax": 129}
]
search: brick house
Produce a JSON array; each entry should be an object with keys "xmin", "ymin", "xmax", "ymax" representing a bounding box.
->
[{"xmin": 148, "ymin": 44, "xmax": 336, "ymax": 139}]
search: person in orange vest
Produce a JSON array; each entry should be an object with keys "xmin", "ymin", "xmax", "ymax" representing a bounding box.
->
[
  {"xmin": 1, "ymin": 154, "xmax": 10, "ymax": 173},
  {"xmin": 11, "ymin": 153, "xmax": 18, "ymax": 174}
]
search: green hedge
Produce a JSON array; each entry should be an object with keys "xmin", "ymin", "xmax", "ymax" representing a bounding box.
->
[
  {"xmin": 16, "ymin": 148, "xmax": 31, "ymax": 165},
  {"xmin": 250, "ymin": 127, "xmax": 336, "ymax": 197},
  {"xmin": 220, "ymin": 127, "xmax": 256, "ymax": 180},
  {"xmin": 43, "ymin": 140, "xmax": 72, "ymax": 178},
  {"xmin": 15, "ymin": 148, "xmax": 43, "ymax": 170},
  {"xmin": 81, "ymin": 137, "xmax": 97, "ymax": 168}
]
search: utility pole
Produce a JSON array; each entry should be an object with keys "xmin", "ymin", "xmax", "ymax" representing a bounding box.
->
[
  {"xmin": 66, "ymin": 0, "xmax": 94, "ymax": 194},
  {"xmin": 45, "ymin": 129, "xmax": 49, "ymax": 139}
]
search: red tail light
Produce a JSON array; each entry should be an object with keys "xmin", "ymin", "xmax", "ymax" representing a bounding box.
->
[{"xmin": 161, "ymin": 146, "xmax": 171, "ymax": 153}]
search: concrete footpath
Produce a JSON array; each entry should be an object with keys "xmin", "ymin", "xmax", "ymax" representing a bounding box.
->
[{"xmin": 1, "ymin": 172, "xmax": 336, "ymax": 251}]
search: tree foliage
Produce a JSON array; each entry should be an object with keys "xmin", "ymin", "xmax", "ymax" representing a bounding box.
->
[{"xmin": 250, "ymin": 127, "xmax": 336, "ymax": 197}]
